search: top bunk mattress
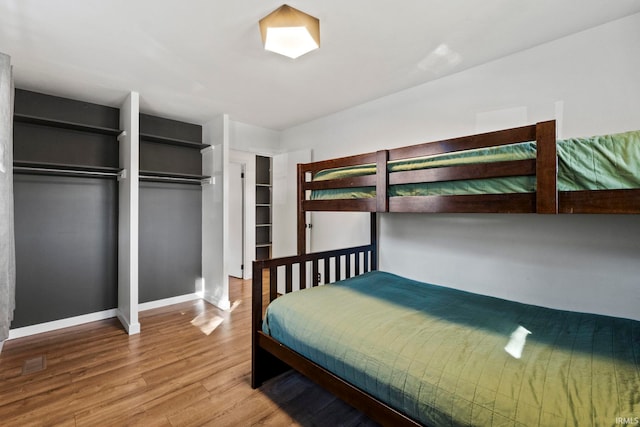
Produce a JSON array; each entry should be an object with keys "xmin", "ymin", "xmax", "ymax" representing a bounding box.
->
[
  {"xmin": 263, "ymin": 270, "xmax": 640, "ymax": 426},
  {"xmin": 310, "ymin": 129, "xmax": 640, "ymax": 199}
]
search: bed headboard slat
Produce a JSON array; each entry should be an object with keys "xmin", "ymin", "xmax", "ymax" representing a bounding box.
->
[
  {"xmin": 301, "ymin": 152, "xmax": 378, "ymax": 175},
  {"xmin": 387, "ymin": 124, "xmax": 537, "ymax": 161},
  {"xmin": 304, "ymin": 174, "xmax": 376, "ymax": 190},
  {"xmin": 389, "ymin": 159, "xmax": 536, "ymax": 186}
]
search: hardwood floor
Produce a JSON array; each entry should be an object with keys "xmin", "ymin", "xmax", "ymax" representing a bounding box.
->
[{"xmin": 0, "ymin": 278, "xmax": 379, "ymax": 426}]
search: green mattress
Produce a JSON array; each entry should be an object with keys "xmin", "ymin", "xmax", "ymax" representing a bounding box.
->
[
  {"xmin": 311, "ymin": 129, "xmax": 640, "ymax": 199},
  {"xmin": 263, "ymin": 271, "xmax": 640, "ymax": 426}
]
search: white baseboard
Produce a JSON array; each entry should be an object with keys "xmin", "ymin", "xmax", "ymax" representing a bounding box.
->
[
  {"xmin": 8, "ymin": 309, "xmax": 118, "ymax": 340},
  {"xmin": 204, "ymin": 293, "xmax": 231, "ymax": 310},
  {"xmin": 116, "ymin": 311, "xmax": 141, "ymax": 335},
  {"xmin": 138, "ymin": 293, "xmax": 201, "ymax": 312},
  {"xmin": 7, "ymin": 294, "xmax": 203, "ymax": 341}
]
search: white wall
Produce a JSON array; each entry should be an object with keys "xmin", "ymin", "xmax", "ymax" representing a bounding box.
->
[
  {"xmin": 272, "ymin": 149, "xmax": 312, "ymax": 258},
  {"xmin": 202, "ymin": 115, "xmax": 230, "ymax": 309},
  {"xmin": 117, "ymin": 92, "xmax": 140, "ymax": 334},
  {"xmin": 280, "ymin": 13, "xmax": 640, "ymax": 320},
  {"xmin": 229, "ymin": 119, "xmax": 281, "ymax": 154}
]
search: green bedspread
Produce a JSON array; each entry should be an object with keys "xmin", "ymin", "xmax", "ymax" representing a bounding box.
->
[
  {"xmin": 311, "ymin": 129, "xmax": 640, "ymax": 199},
  {"xmin": 263, "ymin": 271, "xmax": 640, "ymax": 426}
]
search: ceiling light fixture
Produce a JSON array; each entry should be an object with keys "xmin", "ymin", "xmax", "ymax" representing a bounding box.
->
[{"xmin": 259, "ymin": 4, "xmax": 320, "ymax": 59}]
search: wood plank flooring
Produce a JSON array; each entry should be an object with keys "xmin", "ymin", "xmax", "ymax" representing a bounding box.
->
[{"xmin": 0, "ymin": 277, "xmax": 379, "ymax": 426}]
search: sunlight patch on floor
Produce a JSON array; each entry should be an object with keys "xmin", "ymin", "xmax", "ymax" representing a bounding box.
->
[
  {"xmin": 191, "ymin": 313, "xmax": 224, "ymax": 335},
  {"xmin": 190, "ymin": 300, "xmax": 240, "ymax": 335},
  {"xmin": 228, "ymin": 300, "xmax": 241, "ymax": 312}
]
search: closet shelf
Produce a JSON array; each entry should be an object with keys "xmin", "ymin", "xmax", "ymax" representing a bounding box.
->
[
  {"xmin": 256, "ymin": 183, "xmax": 272, "ymax": 187},
  {"xmin": 13, "ymin": 160, "xmax": 122, "ymax": 179},
  {"xmin": 139, "ymin": 170, "xmax": 211, "ymax": 185},
  {"xmin": 139, "ymin": 170, "xmax": 211, "ymax": 179},
  {"xmin": 14, "ymin": 113, "xmax": 122, "ymax": 136},
  {"xmin": 140, "ymin": 133, "xmax": 210, "ymax": 149},
  {"xmin": 256, "ymin": 223, "xmax": 272, "ymax": 227},
  {"xmin": 256, "ymin": 243, "xmax": 272, "ymax": 248}
]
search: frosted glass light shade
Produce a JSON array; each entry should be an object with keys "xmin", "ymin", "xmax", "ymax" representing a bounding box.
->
[
  {"xmin": 264, "ymin": 27, "xmax": 319, "ymax": 59},
  {"xmin": 259, "ymin": 5, "xmax": 320, "ymax": 59}
]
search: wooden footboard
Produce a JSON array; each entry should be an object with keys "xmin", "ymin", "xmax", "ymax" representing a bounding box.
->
[{"xmin": 251, "ymin": 243, "xmax": 376, "ymax": 388}]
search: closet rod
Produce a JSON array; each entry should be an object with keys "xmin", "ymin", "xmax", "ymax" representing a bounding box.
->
[
  {"xmin": 13, "ymin": 166, "xmax": 121, "ymax": 179},
  {"xmin": 139, "ymin": 175, "xmax": 211, "ymax": 185}
]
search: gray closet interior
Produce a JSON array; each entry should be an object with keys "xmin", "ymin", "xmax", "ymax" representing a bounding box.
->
[{"xmin": 12, "ymin": 90, "xmax": 207, "ymax": 328}]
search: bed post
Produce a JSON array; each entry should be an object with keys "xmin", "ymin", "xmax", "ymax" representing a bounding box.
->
[
  {"xmin": 371, "ymin": 150, "xmax": 386, "ymax": 270},
  {"xmin": 251, "ymin": 260, "xmax": 263, "ymax": 388},
  {"xmin": 536, "ymin": 120, "xmax": 558, "ymax": 214},
  {"xmin": 370, "ymin": 212, "xmax": 378, "ymax": 271},
  {"xmin": 376, "ymin": 150, "xmax": 389, "ymax": 212},
  {"xmin": 251, "ymin": 261, "xmax": 290, "ymax": 388},
  {"xmin": 297, "ymin": 163, "xmax": 307, "ymax": 255}
]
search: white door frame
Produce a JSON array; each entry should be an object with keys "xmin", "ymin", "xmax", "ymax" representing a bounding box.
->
[
  {"xmin": 228, "ymin": 161, "xmax": 245, "ymax": 278},
  {"xmin": 229, "ymin": 150, "xmax": 256, "ymax": 280}
]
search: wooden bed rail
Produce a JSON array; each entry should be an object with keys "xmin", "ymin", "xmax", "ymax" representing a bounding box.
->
[
  {"xmin": 252, "ymin": 243, "xmax": 377, "ymax": 388},
  {"xmin": 295, "ymin": 121, "xmax": 557, "ymax": 253},
  {"xmin": 252, "ymin": 243, "xmax": 377, "ymax": 309},
  {"xmin": 298, "ymin": 121, "xmax": 557, "ymax": 211}
]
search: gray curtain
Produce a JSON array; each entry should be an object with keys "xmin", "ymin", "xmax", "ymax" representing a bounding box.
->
[{"xmin": 0, "ymin": 52, "xmax": 15, "ymax": 349}]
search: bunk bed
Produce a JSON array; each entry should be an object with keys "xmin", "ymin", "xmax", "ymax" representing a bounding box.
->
[{"xmin": 251, "ymin": 121, "xmax": 640, "ymax": 426}]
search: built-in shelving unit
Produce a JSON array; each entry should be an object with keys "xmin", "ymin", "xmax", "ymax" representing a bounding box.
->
[
  {"xmin": 10, "ymin": 90, "xmax": 213, "ymax": 336},
  {"xmin": 12, "ymin": 92, "xmax": 123, "ymax": 178},
  {"xmin": 255, "ymin": 155, "xmax": 272, "ymax": 260},
  {"xmin": 11, "ymin": 89, "xmax": 122, "ymax": 329},
  {"xmin": 139, "ymin": 113, "xmax": 210, "ymax": 185},
  {"xmin": 137, "ymin": 113, "xmax": 207, "ymax": 304}
]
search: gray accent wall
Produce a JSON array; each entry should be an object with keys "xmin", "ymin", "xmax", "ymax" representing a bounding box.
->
[
  {"xmin": 12, "ymin": 175, "xmax": 118, "ymax": 327},
  {"xmin": 139, "ymin": 181, "xmax": 202, "ymax": 303},
  {"xmin": 12, "ymin": 90, "xmax": 205, "ymax": 329}
]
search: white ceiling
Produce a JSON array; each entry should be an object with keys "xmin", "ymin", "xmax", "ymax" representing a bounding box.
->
[{"xmin": 2, "ymin": 1, "xmax": 640, "ymax": 130}]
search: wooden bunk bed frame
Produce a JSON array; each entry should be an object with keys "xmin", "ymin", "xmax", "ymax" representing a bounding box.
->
[{"xmin": 251, "ymin": 120, "xmax": 640, "ymax": 426}]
